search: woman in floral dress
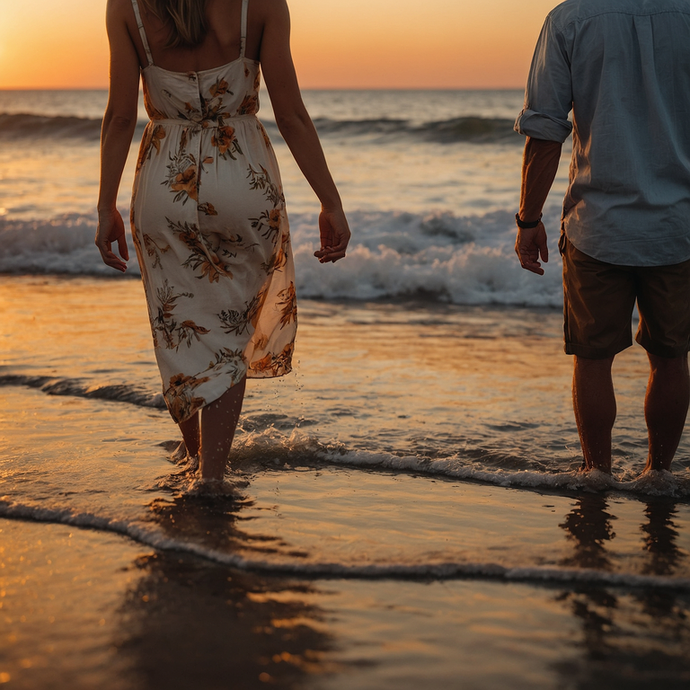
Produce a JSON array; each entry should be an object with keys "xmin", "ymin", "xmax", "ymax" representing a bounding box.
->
[{"xmin": 96, "ymin": 0, "xmax": 350, "ymax": 486}]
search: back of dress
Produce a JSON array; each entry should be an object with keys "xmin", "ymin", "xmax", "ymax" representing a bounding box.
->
[{"xmin": 129, "ymin": 0, "xmax": 297, "ymax": 424}]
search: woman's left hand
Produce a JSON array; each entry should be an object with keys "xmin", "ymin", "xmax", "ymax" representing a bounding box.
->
[
  {"xmin": 314, "ymin": 207, "xmax": 351, "ymax": 263},
  {"xmin": 96, "ymin": 208, "xmax": 130, "ymax": 273}
]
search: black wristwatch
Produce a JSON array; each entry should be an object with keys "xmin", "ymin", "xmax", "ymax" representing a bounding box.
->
[{"xmin": 515, "ymin": 213, "xmax": 542, "ymax": 229}]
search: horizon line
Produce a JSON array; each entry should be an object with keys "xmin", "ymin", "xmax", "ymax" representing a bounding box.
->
[{"xmin": 0, "ymin": 85, "xmax": 526, "ymax": 92}]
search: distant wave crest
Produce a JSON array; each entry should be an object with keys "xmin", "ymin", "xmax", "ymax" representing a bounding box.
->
[
  {"xmin": 310, "ymin": 116, "xmax": 520, "ymax": 143},
  {"xmin": 0, "ymin": 112, "xmax": 105, "ymax": 139},
  {"xmin": 0, "ymin": 111, "xmax": 519, "ymax": 145}
]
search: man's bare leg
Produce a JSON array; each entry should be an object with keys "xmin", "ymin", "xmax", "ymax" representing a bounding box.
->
[
  {"xmin": 644, "ymin": 353, "xmax": 689, "ymax": 472},
  {"xmin": 572, "ymin": 356, "xmax": 616, "ymax": 473},
  {"xmin": 199, "ymin": 377, "xmax": 247, "ymax": 481}
]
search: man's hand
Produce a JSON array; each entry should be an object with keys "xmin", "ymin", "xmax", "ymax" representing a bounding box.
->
[
  {"xmin": 515, "ymin": 222, "xmax": 549, "ymax": 275},
  {"xmin": 515, "ymin": 137, "xmax": 561, "ymax": 276}
]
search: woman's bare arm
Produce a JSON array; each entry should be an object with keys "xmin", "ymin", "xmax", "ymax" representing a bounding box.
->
[
  {"xmin": 96, "ymin": 0, "xmax": 141, "ymax": 272},
  {"xmin": 259, "ymin": 0, "xmax": 350, "ymax": 263}
]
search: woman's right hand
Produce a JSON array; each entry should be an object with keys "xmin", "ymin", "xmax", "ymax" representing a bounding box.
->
[
  {"xmin": 314, "ymin": 207, "xmax": 351, "ymax": 263},
  {"xmin": 95, "ymin": 208, "xmax": 130, "ymax": 273}
]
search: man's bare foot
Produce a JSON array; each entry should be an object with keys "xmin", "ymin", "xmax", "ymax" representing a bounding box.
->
[{"xmin": 577, "ymin": 461, "xmax": 612, "ymax": 476}]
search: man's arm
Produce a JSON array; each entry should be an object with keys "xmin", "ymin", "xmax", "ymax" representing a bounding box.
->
[{"xmin": 515, "ymin": 136, "xmax": 562, "ymax": 275}]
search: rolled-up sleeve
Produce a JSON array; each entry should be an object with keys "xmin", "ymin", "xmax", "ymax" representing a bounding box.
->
[{"xmin": 515, "ymin": 15, "xmax": 573, "ymax": 143}]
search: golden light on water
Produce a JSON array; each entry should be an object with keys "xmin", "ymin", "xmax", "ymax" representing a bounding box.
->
[{"xmin": 0, "ymin": 0, "xmax": 558, "ymax": 90}]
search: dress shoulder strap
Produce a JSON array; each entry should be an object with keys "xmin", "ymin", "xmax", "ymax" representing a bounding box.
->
[
  {"xmin": 239, "ymin": 0, "xmax": 249, "ymax": 58},
  {"xmin": 131, "ymin": 0, "xmax": 154, "ymax": 67}
]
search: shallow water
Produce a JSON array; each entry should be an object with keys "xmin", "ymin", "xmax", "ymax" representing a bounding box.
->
[
  {"xmin": 1, "ymin": 276, "xmax": 689, "ymax": 587},
  {"xmin": 0, "ymin": 89, "xmax": 572, "ymax": 307}
]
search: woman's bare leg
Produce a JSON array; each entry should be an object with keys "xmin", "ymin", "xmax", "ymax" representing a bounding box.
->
[
  {"xmin": 178, "ymin": 415, "xmax": 200, "ymax": 459},
  {"xmin": 199, "ymin": 377, "xmax": 247, "ymax": 480}
]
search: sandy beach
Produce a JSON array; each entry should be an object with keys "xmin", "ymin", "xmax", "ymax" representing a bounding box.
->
[{"xmin": 1, "ymin": 275, "xmax": 690, "ymax": 689}]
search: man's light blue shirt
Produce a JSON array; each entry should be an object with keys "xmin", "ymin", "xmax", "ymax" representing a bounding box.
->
[{"xmin": 515, "ymin": 0, "xmax": 690, "ymax": 266}]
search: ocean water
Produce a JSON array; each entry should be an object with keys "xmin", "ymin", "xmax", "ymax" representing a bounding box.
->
[
  {"xmin": 0, "ymin": 88, "xmax": 570, "ymax": 306},
  {"xmin": 1, "ymin": 89, "xmax": 690, "ymax": 687}
]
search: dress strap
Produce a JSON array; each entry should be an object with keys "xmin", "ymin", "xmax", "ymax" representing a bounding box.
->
[
  {"xmin": 239, "ymin": 0, "xmax": 249, "ymax": 58},
  {"xmin": 131, "ymin": 0, "xmax": 154, "ymax": 66}
]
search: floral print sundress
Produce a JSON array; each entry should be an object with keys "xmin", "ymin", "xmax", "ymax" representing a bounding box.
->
[{"xmin": 130, "ymin": 0, "xmax": 296, "ymax": 424}]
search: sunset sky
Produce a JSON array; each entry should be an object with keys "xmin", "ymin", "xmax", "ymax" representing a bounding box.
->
[{"xmin": 0, "ymin": 0, "xmax": 558, "ymax": 89}]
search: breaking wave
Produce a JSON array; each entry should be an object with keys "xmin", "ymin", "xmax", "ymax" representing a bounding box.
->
[{"xmin": 0, "ymin": 208, "xmax": 564, "ymax": 307}]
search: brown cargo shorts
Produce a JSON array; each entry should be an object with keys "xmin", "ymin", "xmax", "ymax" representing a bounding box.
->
[{"xmin": 559, "ymin": 232, "xmax": 690, "ymax": 359}]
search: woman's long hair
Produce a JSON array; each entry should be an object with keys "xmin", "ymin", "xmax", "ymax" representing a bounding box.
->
[{"xmin": 140, "ymin": 0, "xmax": 208, "ymax": 48}]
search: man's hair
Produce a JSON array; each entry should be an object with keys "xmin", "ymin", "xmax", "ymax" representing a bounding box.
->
[{"xmin": 140, "ymin": 0, "xmax": 209, "ymax": 48}]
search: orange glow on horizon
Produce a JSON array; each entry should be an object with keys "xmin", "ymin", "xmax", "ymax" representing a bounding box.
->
[
  {"xmin": 0, "ymin": 0, "xmax": 558, "ymax": 90},
  {"xmin": 0, "ymin": 3, "xmax": 108, "ymax": 90}
]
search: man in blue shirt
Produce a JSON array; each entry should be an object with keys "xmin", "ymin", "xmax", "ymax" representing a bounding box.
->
[{"xmin": 515, "ymin": 0, "xmax": 690, "ymax": 474}]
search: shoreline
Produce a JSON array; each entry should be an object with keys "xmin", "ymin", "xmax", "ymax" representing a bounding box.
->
[
  {"xmin": 2, "ymin": 517, "xmax": 690, "ymax": 690},
  {"xmin": 2, "ymin": 275, "xmax": 690, "ymax": 688}
]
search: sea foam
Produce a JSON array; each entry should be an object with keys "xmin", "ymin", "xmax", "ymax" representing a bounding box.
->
[
  {"xmin": 0, "ymin": 208, "xmax": 564, "ymax": 307},
  {"xmin": 0, "ymin": 498, "xmax": 688, "ymax": 588}
]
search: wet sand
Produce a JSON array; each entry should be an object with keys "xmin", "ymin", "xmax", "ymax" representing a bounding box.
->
[
  {"xmin": 2, "ymin": 512, "xmax": 690, "ymax": 690},
  {"xmin": 1, "ymin": 276, "xmax": 690, "ymax": 688}
]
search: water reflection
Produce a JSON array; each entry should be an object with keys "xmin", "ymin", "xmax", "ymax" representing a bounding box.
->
[
  {"xmin": 144, "ymin": 473, "xmax": 310, "ymax": 562},
  {"xmin": 553, "ymin": 497, "xmax": 690, "ymax": 689},
  {"xmin": 114, "ymin": 496, "xmax": 342, "ymax": 689},
  {"xmin": 559, "ymin": 495, "xmax": 617, "ymax": 571},
  {"xmin": 640, "ymin": 499, "xmax": 683, "ymax": 577},
  {"xmin": 146, "ymin": 494, "xmax": 296, "ymax": 559}
]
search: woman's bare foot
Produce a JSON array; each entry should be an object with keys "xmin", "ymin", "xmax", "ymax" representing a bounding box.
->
[
  {"xmin": 170, "ymin": 440, "xmax": 188, "ymax": 463},
  {"xmin": 186, "ymin": 475, "xmax": 246, "ymax": 498}
]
